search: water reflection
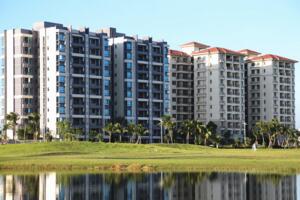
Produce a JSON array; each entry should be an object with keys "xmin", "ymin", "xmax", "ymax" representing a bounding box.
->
[{"xmin": 0, "ymin": 172, "xmax": 297, "ymax": 200}]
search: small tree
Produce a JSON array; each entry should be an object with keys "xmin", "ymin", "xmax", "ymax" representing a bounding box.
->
[
  {"xmin": 28, "ymin": 112, "xmax": 40, "ymax": 141},
  {"xmin": 135, "ymin": 124, "xmax": 148, "ymax": 144},
  {"xmin": 103, "ymin": 122, "xmax": 115, "ymax": 143},
  {"xmin": 57, "ymin": 120, "xmax": 74, "ymax": 141},
  {"xmin": 4, "ymin": 112, "xmax": 20, "ymax": 143},
  {"xmin": 127, "ymin": 123, "xmax": 136, "ymax": 143},
  {"xmin": 114, "ymin": 123, "xmax": 127, "ymax": 142},
  {"xmin": 160, "ymin": 115, "xmax": 175, "ymax": 143},
  {"xmin": 180, "ymin": 120, "xmax": 195, "ymax": 144}
]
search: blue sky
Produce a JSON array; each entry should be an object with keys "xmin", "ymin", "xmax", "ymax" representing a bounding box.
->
[{"xmin": 1, "ymin": 0, "xmax": 299, "ymax": 128}]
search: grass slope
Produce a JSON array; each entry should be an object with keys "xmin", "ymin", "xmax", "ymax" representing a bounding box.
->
[{"xmin": 0, "ymin": 142, "xmax": 300, "ymax": 173}]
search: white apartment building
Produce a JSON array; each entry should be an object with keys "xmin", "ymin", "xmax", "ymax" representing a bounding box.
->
[
  {"xmin": 190, "ymin": 45, "xmax": 245, "ymax": 139},
  {"xmin": 33, "ymin": 22, "xmax": 112, "ymax": 138},
  {"xmin": 0, "ymin": 29, "xmax": 39, "ymax": 139},
  {"xmin": 243, "ymin": 51, "xmax": 297, "ymax": 130}
]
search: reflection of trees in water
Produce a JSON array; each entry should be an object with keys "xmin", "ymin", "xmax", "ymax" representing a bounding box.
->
[
  {"xmin": 252, "ymin": 174, "xmax": 288, "ymax": 185},
  {"xmin": 16, "ymin": 175, "xmax": 39, "ymax": 199},
  {"xmin": 103, "ymin": 173, "xmax": 144, "ymax": 185},
  {"xmin": 161, "ymin": 172, "xmax": 210, "ymax": 189}
]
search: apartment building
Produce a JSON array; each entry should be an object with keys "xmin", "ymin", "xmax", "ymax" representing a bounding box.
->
[
  {"xmin": 168, "ymin": 50, "xmax": 194, "ymax": 124},
  {"xmin": 189, "ymin": 44, "xmax": 245, "ymax": 139},
  {"xmin": 243, "ymin": 50, "xmax": 297, "ymax": 131},
  {"xmin": 33, "ymin": 22, "xmax": 112, "ymax": 138},
  {"xmin": 1, "ymin": 22, "xmax": 112, "ymax": 139},
  {"xmin": 104, "ymin": 28, "xmax": 170, "ymax": 142},
  {"xmin": 0, "ymin": 29, "xmax": 39, "ymax": 139}
]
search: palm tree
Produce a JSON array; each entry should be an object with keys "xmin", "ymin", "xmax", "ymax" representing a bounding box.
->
[
  {"xmin": 207, "ymin": 121, "xmax": 217, "ymax": 135},
  {"xmin": 4, "ymin": 112, "xmax": 20, "ymax": 143},
  {"xmin": 135, "ymin": 124, "xmax": 148, "ymax": 144},
  {"xmin": 103, "ymin": 122, "xmax": 115, "ymax": 143},
  {"xmin": 269, "ymin": 118, "xmax": 281, "ymax": 148},
  {"xmin": 114, "ymin": 123, "xmax": 127, "ymax": 142},
  {"xmin": 57, "ymin": 120, "xmax": 74, "ymax": 141},
  {"xmin": 202, "ymin": 126, "xmax": 211, "ymax": 146},
  {"xmin": 180, "ymin": 120, "xmax": 195, "ymax": 144},
  {"xmin": 211, "ymin": 134, "xmax": 222, "ymax": 148},
  {"xmin": 255, "ymin": 120, "xmax": 268, "ymax": 146},
  {"xmin": 28, "ymin": 112, "xmax": 40, "ymax": 141},
  {"xmin": 160, "ymin": 115, "xmax": 175, "ymax": 143},
  {"xmin": 127, "ymin": 123, "xmax": 136, "ymax": 143}
]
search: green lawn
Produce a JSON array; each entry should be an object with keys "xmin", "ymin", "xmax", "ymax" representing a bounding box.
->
[{"xmin": 0, "ymin": 142, "xmax": 300, "ymax": 174}]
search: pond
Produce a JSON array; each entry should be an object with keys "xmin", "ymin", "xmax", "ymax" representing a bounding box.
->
[{"xmin": 0, "ymin": 172, "xmax": 298, "ymax": 200}]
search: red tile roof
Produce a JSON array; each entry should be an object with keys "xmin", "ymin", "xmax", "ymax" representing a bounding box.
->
[
  {"xmin": 248, "ymin": 54, "xmax": 298, "ymax": 63},
  {"xmin": 238, "ymin": 49, "xmax": 261, "ymax": 56},
  {"xmin": 180, "ymin": 41, "xmax": 210, "ymax": 49},
  {"xmin": 192, "ymin": 47, "xmax": 244, "ymax": 56},
  {"xmin": 169, "ymin": 49, "xmax": 190, "ymax": 57}
]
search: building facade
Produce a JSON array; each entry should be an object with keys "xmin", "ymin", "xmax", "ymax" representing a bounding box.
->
[
  {"xmin": 34, "ymin": 22, "xmax": 112, "ymax": 138},
  {"xmin": 243, "ymin": 51, "xmax": 297, "ymax": 131},
  {"xmin": 0, "ymin": 29, "xmax": 39, "ymax": 139},
  {"xmin": 191, "ymin": 46, "xmax": 245, "ymax": 139},
  {"xmin": 105, "ymin": 28, "xmax": 170, "ymax": 142},
  {"xmin": 1, "ymin": 22, "xmax": 112, "ymax": 139},
  {"xmin": 168, "ymin": 50, "xmax": 194, "ymax": 124}
]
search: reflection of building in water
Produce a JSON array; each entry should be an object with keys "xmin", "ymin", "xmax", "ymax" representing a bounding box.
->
[
  {"xmin": 247, "ymin": 174, "xmax": 297, "ymax": 200},
  {"xmin": 164, "ymin": 173, "xmax": 194, "ymax": 200},
  {"xmin": 56, "ymin": 173, "xmax": 165, "ymax": 200},
  {"xmin": 39, "ymin": 172, "xmax": 56, "ymax": 200},
  {"xmin": 194, "ymin": 173, "xmax": 246, "ymax": 200},
  {"xmin": 0, "ymin": 172, "xmax": 298, "ymax": 200}
]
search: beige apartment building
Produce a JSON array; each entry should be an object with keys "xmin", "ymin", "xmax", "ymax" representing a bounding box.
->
[
  {"xmin": 168, "ymin": 50, "xmax": 194, "ymax": 124},
  {"xmin": 191, "ymin": 46, "xmax": 245, "ymax": 138},
  {"xmin": 171, "ymin": 42, "xmax": 245, "ymax": 139},
  {"xmin": 242, "ymin": 50, "xmax": 297, "ymax": 130}
]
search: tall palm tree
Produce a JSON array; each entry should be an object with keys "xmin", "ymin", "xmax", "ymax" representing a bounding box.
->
[
  {"xmin": 5, "ymin": 112, "xmax": 20, "ymax": 143},
  {"xmin": 103, "ymin": 122, "xmax": 115, "ymax": 143},
  {"xmin": 180, "ymin": 120, "xmax": 195, "ymax": 144},
  {"xmin": 195, "ymin": 121, "xmax": 205, "ymax": 145},
  {"xmin": 114, "ymin": 123, "xmax": 127, "ymax": 142},
  {"xmin": 127, "ymin": 123, "xmax": 136, "ymax": 143},
  {"xmin": 160, "ymin": 115, "xmax": 175, "ymax": 143},
  {"xmin": 28, "ymin": 112, "xmax": 40, "ymax": 141},
  {"xmin": 269, "ymin": 118, "xmax": 281, "ymax": 148},
  {"xmin": 135, "ymin": 124, "xmax": 148, "ymax": 144},
  {"xmin": 255, "ymin": 120, "xmax": 268, "ymax": 146}
]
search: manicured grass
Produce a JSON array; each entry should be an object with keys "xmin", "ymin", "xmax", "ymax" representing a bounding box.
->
[{"xmin": 0, "ymin": 142, "xmax": 300, "ymax": 174}]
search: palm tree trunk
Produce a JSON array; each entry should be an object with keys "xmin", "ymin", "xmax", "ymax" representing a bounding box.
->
[
  {"xmin": 186, "ymin": 133, "xmax": 190, "ymax": 144},
  {"xmin": 268, "ymin": 135, "xmax": 272, "ymax": 148},
  {"xmin": 13, "ymin": 126, "xmax": 16, "ymax": 144},
  {"xmin": 119, "ymin": 134, "xmax": 122, "ymax": 142},
  {"xmin": 109, "ymin": 133, "xmax": 111, "ymax": 143}
]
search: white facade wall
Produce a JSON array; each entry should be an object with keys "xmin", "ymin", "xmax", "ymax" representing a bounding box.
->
[
  {"xmin": 246, "ymin": 59, "xmax": 296, "ymax": 129},
  {"xmin": 194, "ymin": 53, "xmax": 245, "ymax": 139}
]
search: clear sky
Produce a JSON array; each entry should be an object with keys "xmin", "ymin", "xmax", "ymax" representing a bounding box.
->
[{"xmin": 1, "ymin": 0, "xmax": 299, "ymax": 128}]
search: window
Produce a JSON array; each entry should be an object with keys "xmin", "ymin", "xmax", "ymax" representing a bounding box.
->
[
  {"xmin": 58, "ymin": 76, "xmax": 65, "ymax": 82},
  {"xmin": 126, "ymin": 53, "xmax": 132, "ymax": 59},
  {"xmin": 58, "ymin": 107, "xmax": 65, "ymax": 114},
  {"xmin": 58, "ymin": 65, "xmax": 65, "ymax": 73},
  {"xmin": 125, "ymin": 42, "xmax": 132, "ymax": 50},
  {"xmin": 58, "ymin": 87, "xmax": 65, "ymax": 93},
  {"xmin": 58, "ymin": 96, "xmax": 65, "ymax": 103}
]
